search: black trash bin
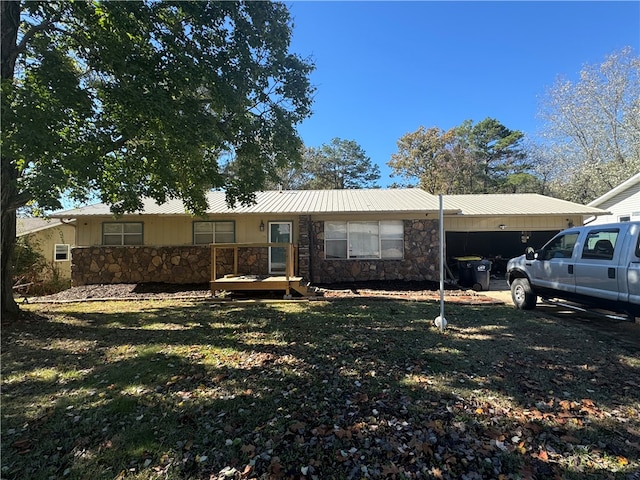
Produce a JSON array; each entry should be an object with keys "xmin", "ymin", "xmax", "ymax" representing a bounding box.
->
[
  {"xmin": 455, "ymin": 256, "xmax": 492, "ymax": 291},
  {"xmin": 471, "ymin": 259, "xmax": 491, "ymax": 291}
]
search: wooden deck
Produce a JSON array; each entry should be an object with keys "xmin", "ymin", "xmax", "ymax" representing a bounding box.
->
[
  {"xmin": 209, "ymin": 243, "xmax": 314, "ymax": 298},
  {"xmin": 211, "ymin": 275, "xmax": 311, "ymax": 298}
]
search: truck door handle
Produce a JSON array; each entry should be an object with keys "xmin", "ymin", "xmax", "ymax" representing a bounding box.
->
[
  {"xmin": 608, "ymin": 267, "xmax": 615, "ymax": 279},
  {"xmin": 568, "ymin": 265, "xmax": 574, "ymax": 274}
]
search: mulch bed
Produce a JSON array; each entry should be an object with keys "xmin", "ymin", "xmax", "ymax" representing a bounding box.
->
[{"xmin": 27, "ymin": 281, "xmax": 504, "ymax": 305}]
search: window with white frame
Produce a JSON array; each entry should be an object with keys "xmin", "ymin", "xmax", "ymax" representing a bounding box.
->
[
  {"xmin": 324, "ymin": 221, "xmax": 404, "ymax": 259},
  {"xmin": 325, "ymin": 222, "xmax": 348, "ymax": 259},
  {"xmin": 380, "ymin": 221, "xmax": 404, "ymax": 259},
  {"xmin": 54, "ymin": 244, "xmax": 70, "ymax": 261},
  {"xmin": 102, "ymin": 222, "xmax": 143, "ymax": 246},
  {"xmin": 193, "ymin": 221, "xmax": 235, "ymax": 244}
]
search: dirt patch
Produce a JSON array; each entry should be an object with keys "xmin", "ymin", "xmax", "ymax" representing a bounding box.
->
[{"xmin": 316, "ymin": 281, "xmax": 502, "ymax": 304}]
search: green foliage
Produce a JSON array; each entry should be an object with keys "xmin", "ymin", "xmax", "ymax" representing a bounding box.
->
[
  {"xmin": 12, "ymin": 236, "xmax": 47, "ymax": 281},
  {"xmin": 501, "ymin": 172, "xmax": 544, "ymax": 193},
  {"xmin": 387, "ymin": 126, "xmax": 473, "ymax": 193},
  {"xmin": 269, "ymin": 138, "xmax": 380, "ymax": 189},
  {"xmin": 1, "ymin": 0, "xmax": 314, "ymax": 316},
  {"xmin": 2, "ymin": 1, "xmax": 315, "ymax": 214},
  {"xmin": 459, "ymin": 118, "xmax": 528, "ymax": 192},
  {"xmin": 388, "ymin": 119, "xmax": 530, "ymax": 194},
  {"xmin": 305, "ymin": 138, "xmax": 381, "ymax": 189},
  {"xmin": 11, "ymin": 237, "xmax": 70, "ymax": 295}
]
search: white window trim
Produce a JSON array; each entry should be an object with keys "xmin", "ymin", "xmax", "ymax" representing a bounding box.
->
[
  {"xmin": 54, "ymin": 244, "xmax": 70, "ymax": 262},
  {"xmin": 324, "ymin": 220, "xmax": 404, "ymax": 260}
]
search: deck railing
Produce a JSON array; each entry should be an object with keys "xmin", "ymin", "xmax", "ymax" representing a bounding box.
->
[{"xmin": 210, "ymin": 242, "xmax": 297, "ymax": 281}]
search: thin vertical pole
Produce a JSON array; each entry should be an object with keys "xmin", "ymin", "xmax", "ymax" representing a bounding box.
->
[
  {"xmin": 233, "ymin": 246, "xmax": 238, "ymax": 275},
  {"xmin": 212, "ymin": 245, "xmax": 217, "ymax": 280},
  {"xmin": 439, "ymin": 194, "xmax": 445, "ymax": 332}
]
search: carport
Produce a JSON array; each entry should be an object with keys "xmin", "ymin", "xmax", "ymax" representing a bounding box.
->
[
  {"xmin": 445, "ymin": 230, "xmax": 558, "ymax": 275},
  {"xmin": 442, "ymin": 194, "xmax": 609, "ymax": 279}
]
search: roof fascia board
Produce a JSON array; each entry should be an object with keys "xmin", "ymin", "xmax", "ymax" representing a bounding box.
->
[
  {"xmin": 16, "ymin": 221, "xmax": 69, "ymax": 236},
  {"xmin": 449, "ymin": 210, "xmax": 610, "ymax": 217}
]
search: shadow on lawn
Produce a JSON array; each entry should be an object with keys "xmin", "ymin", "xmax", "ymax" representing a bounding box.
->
[{"xmin": 2, "ymin": 299, "xmax": 639, "ymax": 479}]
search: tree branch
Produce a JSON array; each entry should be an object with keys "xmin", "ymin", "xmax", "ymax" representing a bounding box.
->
[{"xmin": 14, "ymin": 10, "xmax": 62, "ymax": 57}]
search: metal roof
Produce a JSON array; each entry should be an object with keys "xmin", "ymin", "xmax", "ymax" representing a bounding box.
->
[
  {"xmin": 443, "ymin": 193, "xmax": 608, "ymax": 216},
  {"xmin": 16, "ymin": 217, "xmax": 74, "ymax": 236},
  {"xmin": 50, "ymin": 190, "xmax": 608, "ymax": 218},
  {"xmin": 52, "ymin": 189, "xmax": 456, "ymax": 217}
]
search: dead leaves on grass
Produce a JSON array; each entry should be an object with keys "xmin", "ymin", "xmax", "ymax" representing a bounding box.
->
[
  {"xmin": 198, "ymin": 386, "xmax": 633, "ymax": 480},
  {"xmin": 9, "ymin": 350, "xmax": 636, "ymax": 479},
  {"xmin": 4, "ymin": 302, "xmax": 640, "ymax": 480}
]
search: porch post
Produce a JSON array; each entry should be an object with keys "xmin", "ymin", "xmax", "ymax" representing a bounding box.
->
[{"xmin": 211, "ymin": 245, "xmax": 217, "ymax": 280}]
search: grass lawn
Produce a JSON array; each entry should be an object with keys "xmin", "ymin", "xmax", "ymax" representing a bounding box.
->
[{"xmin": 2, "ymin": 298, "xmax": 639, "ymax": 479}]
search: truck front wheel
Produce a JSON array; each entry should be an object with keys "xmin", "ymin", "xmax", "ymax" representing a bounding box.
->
[{"xmin": 511, "ymin": 278, "xmax": 537, "ymax": 310}]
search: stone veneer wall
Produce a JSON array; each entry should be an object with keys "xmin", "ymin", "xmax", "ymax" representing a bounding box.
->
[
  {"xmin": 233, "ymin": 247, "xmax": 269, "ymax": 276},
  {"xmin": 309, "ymin": 219, "xmax": 440, "ymax": 284},
  {"xmin": 71, "ymin": 219, "xmax": 438, "ymax": 286},
  {"xmin": 297, "ymin": 215, "xmax": 311, "ymax": 280},
  {"xmin": 71, "ymin": 245, "xmax": 269, "ymax": 286}
]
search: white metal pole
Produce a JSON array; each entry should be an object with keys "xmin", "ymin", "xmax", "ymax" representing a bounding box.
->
[{"xmin": 438, "ymin": 194, "xmax": 445, "ymax": 332}]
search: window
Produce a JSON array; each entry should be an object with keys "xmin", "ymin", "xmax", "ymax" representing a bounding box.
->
[
  {"xmin": 349, "ymin": 222, "xmax": 380, "ymax": 258},
  {"xmin": 581, "ymin": 229, "xmax": 619, "ymax": 260},
  {"xmin": 324, "ymin": 221, "xmax": 404, "ymax": 259},
  {"xmin": 540, "ymin": 232, "xmax": 579, "ymax": 260},
  {"xmin": 102, "ymin": 222, "xmax": 143, "ymax": 246},
  {"xmin": 325, "ymin": 222, "xmax": 348, "ymax": 259},
  {"xmin": 54, "ymin": 244, "xmax": 70, "ymax": 261},
  {"xmin": 380, "ymin": 221, "xmax": 404, "ymax": 259},
  {"xmin": 193, "ymin": 221, "xmax": 235, "ymax": 244},
  {"xmin": 619, "ymin": 215, "xmax": 631, "ymax": 222}
]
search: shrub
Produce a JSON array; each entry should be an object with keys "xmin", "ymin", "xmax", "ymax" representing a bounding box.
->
[{"xmin": 12, "ymin": 237, "xmax": 70, "ymax": 296}]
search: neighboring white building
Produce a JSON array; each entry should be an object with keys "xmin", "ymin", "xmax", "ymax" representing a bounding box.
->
[{"xmin": 587, "ymin": 173, "xmax": 640, "ymax": 225}]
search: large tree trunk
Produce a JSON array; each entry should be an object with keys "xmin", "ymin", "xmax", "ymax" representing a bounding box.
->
[
  {"xmin": 1, "ymin": 168, "xmax": 19, "ymax": 320},
  {"xmin": 1, "ymin": 1, "xmax": 21, "ymax": 320}
]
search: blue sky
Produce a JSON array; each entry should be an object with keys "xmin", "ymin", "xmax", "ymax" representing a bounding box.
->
[{"xmin": 287, "ymin": 1, "xmax": 640, "ymax": 186}]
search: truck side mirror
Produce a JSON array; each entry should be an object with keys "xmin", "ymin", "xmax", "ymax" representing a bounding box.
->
[{"xmin": 525, "ymin": 246, "xmax": 536, "ymax": 261}]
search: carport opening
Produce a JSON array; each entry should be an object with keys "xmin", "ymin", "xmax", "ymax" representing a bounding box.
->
[{"xmin": 446, "ymin": 230, "xmax": 558, "ymax": 278}]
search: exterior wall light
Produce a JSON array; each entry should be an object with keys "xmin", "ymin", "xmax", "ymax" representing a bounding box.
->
[
  {"xmin": 259, "ymin": 220, "xmax": 265, "ymax": 232},
  {"xmin": 498, "ymin": 224, "xmax": 506, "ymax": 230}
]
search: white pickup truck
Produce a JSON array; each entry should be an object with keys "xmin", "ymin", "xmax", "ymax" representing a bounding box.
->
[{"xmin": 506, "ymin": 221, "xmax": 640, "ymax": 320}]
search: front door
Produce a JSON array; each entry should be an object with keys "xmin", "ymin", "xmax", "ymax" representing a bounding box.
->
[{"xmin": 269, "ymin": 222, "xmax": 292, "ymax": 274}]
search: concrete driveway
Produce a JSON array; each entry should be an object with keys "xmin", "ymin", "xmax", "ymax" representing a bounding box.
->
[{"xmin": 477, "ymin": 277, "xmax": 513, "ymax": 305}]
